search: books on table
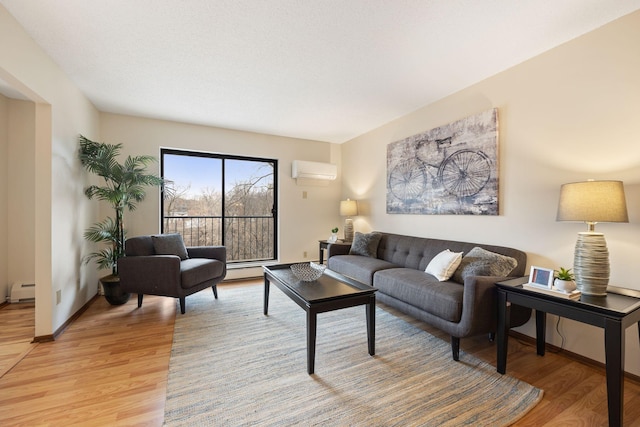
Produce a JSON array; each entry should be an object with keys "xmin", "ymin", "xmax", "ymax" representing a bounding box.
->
[{"xmin": 522, "ymin": 283, "xmax": 581, "ymax": 300}]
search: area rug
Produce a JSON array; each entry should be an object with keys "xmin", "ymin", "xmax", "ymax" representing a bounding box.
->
[{"xmin": 163, "ymin": 285, "xmax": 542, "ymax": 426}]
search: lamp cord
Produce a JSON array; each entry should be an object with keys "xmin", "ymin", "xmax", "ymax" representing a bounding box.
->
[{"xmin": 555, "ymin": 316, "xmax": 566, "ymax": 350}]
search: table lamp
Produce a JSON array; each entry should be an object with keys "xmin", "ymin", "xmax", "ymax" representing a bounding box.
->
[
  {"xmin": 556, "ymin": 180, "xmax": 628, "ymax": 296},
  {"xmin": 340, "ymin": 199, "xmax": 358, "ymax": 242}
]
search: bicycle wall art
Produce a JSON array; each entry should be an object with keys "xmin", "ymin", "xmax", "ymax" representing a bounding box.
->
[{"xmin": 387, "ymin": 108, "xmax": 498, "ymax": 215}]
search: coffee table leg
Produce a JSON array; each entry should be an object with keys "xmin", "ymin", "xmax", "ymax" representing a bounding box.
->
[
  {"xmin": 263, "ymin": 275, "xmax": 270, "ymax": 315},
  {"xmin": 367, "ymin": 297, "xmax": 375, "ymax": 356},
  {"xmin": 307, "ymin": 310, "xmax": 317, "ymax": 374}
]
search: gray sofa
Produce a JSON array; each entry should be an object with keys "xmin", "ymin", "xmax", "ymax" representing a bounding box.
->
[{"xmin": 327, "ymin": 231, "xmax": 531, "ymax": 360}]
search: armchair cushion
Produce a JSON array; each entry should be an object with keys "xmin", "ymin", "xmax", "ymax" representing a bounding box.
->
[
  {"xmin": 181, "ymin": 258, "xmax": 226, "ymax": 289},
  {"xmin": 125, "ymin": 235, "xmax": 155, "ymax": 256},
  {"xmin": 152, "ymin": 233, "xmax": 189, "ymax": 260}
]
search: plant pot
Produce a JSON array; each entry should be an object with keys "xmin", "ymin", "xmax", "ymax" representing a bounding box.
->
[
  {"xmin": 554, "ymin": 278, "xmax": 577, "ymax": 293},
  {"xmin": 100, "ymin": 274, "xmax": 131, "ymax": 305}
]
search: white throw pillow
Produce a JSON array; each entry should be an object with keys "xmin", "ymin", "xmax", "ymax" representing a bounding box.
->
[{"xmin": 425, "ymin": 249, "xmax": 463, "ymax": 281}]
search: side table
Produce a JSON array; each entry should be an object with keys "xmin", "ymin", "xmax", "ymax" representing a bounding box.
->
[
  {"xmin": 318, "ymin": 240, "xmax": 350, "ymax": 264},
  {"xmin": 496, "ymin": 276, "xmax": 640, "ymax": 427}
]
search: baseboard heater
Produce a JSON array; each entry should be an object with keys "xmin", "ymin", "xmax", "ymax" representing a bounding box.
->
[{"xmin": 10, "ymin": 283, "xmax": 35, "ymax": 303}]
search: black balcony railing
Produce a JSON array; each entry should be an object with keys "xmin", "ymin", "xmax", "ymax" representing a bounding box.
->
[{"xmin": 163, "ymin": 215, "xmax": 275, "ymax": 263}]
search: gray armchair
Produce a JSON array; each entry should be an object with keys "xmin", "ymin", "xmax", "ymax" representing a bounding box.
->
[{"xmin": 117, "ymin": 234, "xmax": 226, "ymax": 314}]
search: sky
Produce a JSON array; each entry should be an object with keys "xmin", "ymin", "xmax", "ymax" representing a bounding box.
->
[{"xmin": 163, "ymin": 153, "xmax": 273, "ymax": 198}]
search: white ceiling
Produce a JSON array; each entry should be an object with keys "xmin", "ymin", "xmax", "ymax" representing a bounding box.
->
[{"xmin": 2, "ymin": 0, "xmax": 639, "ymax": 143}]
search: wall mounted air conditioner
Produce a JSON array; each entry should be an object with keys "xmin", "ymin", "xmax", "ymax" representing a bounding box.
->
[
  {"xmin": 291, "ymin": 160, "xmax": 337, "ymax": 181},
  {"xmin": 10, "ymin": 282, "xmax": 35, "ymax": 303}
]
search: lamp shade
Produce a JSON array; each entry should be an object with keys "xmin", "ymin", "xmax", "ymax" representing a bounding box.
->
[
  {"xmin": 340, "ymin": 199, "xmax": 358, "ymax": 216},
  {"xmin": 556, "ymin": 180, "xmax": 628, "ymax": 224}
]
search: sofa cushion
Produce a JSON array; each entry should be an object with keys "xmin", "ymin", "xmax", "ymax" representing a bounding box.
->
[
  {"xmin": 328, "ymin": 254, "xmax": 396, "ymax": 286},
  {"xmin": 180, "ymin": 258, "xmax": 225, "ymax": 289},
  {"xmin": 452, "ymin": 246, "xmax": 517, "ymax": 284},
  {"xmin": 349, "ymin": 232, "xmax": 382, "ymax": 257},
  {"xmin": 425, "ymin": 249, "xmax": 463, "ymax": 281},
  {"xmin": 374, "ymin": 268, "xmax": 463, "ymax": 322},
  {"xmin": 152, "ymin": 233, "xmax": 189, "ymax": 260}
]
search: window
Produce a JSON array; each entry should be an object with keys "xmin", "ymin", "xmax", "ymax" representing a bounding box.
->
[{"xmin": 161, "ymin": 149, "xmax": 277, "ymax": 264}]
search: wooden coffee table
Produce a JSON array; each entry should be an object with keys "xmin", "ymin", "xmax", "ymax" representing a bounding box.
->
[{"xmin": 263, "ymin": 263, "xmax": 377, "ymax": 374}]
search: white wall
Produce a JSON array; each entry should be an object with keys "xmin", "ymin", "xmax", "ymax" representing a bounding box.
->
[
  {"xmin": 0, "ymin": 4, "xmax": 100, "ymax": 336},
  {"xmin": 100, "ymin": 113, "xmax": 342, "ymax": 279},
  {"xmin": 6, "ymin": 99, "xmax": 36, "ymax": 293},
  {"xmin": 342, "ymin": 11, "xmax": 640, "ymax": 374},
  {"xmin": 0, "ymin": 94, "xmax": 7, "ymax": 300}
]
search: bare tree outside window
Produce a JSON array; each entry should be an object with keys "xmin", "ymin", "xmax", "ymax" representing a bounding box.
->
[{"xmin": 161, "ymin": 150, "xmax": 277, "ymax": 263}]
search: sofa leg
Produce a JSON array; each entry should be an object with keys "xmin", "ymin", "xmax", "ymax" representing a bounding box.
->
[
  {"xmin": 451, "ymin": 336, "xmax": 460, "ymax": 361},
  {"xmin": 212, "ymin": 285, "xmax": 218, "ymax": 299},
  {"xmin": 137, "ymin": 294, "xmax": 143, "ymax": 308},
  {"xmin": 179, "ymin": 297, "xmax": 186, "ymax": 314}
]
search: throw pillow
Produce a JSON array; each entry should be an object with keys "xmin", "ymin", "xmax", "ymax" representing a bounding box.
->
[
  {"xmin": 349, "ymin": 232, "xmax": 382, "ymax": 258},
  {"xmin": 152, "ymin": 233, "xmax": 189, "ymax": 260},
  {"xmin": 452, "ymin": 246, "xmax": 517, "ymax": 284},
  {"xmin": 425, "ymin": 249, "xmax": 463, "ymax": 281}
]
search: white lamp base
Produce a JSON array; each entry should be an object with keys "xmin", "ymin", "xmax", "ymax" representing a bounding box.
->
[
  {"xmin": 573, "ymin": 232, "xmax": 610, "ymax": 296},
  {"xmin": 344, "ymin": 218, "xmax": 354, "ymax": 242}
]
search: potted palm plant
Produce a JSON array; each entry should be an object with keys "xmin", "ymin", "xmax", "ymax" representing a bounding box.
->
[{"xmin": 78, "ymin": 135, "xmax": 164, "ymax": 305}]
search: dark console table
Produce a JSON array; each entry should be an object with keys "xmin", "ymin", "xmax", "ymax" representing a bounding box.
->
[
  {"xmin": 318, "ymin": 240, "xmax": 350, "ymax": 264},
  {"xmin": 496, "ymin": 276, "xmax": 640, "ymax": 427}
]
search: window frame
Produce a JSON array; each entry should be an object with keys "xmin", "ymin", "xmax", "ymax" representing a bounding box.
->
[{"xmin": 160, "ymin": 148, "xmax": 278, "ymax": 264}]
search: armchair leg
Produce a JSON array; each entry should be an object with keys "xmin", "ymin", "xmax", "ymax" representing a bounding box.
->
[
  {"xmin": 137, "ymin": 294, "xmax": 143, "ymax": 308},
  {"xmin": 212, "ymin": 285, "xmax": 218, "ymax": 299},
  {"xmin": 179, "ymin": 297, "xmax": 186, "ymax": 314},
  {"xmin": 451, "ymin": 336, "xmax": 460, "ymax": 361}
]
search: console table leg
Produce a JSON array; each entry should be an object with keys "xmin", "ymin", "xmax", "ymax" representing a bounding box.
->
[
  {"xmin": 605, "ymin": 318, "xmax": 624, "ymax": 427},
  {"xmin": 535, "ymin": 310, "xmax": 546, "ymax": 356},
  {"xmin": 496, "ymin": 290, "xmax": 510, "ymax": 374},
  {"xmin": 307, "ymin": 311, "xmax": 317, "ymax": 375}
]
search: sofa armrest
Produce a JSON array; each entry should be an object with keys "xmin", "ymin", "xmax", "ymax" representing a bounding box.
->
[
  {"xmin": 118, "ymin": 255, "xmax": 182, "ymax": 295},
  {"xmin": 187, "ymin": 246, "xmax": 226, "ymax": 262},
  {"xmin": 458, "ymin": 275, "xmax": 531, "ymax": 336},
  {"xmin": 327, "ymin": 243, "xmax": 351, "ymax": 258}
]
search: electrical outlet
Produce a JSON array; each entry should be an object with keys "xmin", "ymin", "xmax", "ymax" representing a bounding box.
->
[
  {"xmin": 56, "ymin": 289, "xmax": 62, "ymax": 305},
  {"xmin": 302, "ymin": 191, "xmax": 307, "ymax": 199},
  {"xmin": 303, "ymin": 251, "xmax": 308, "ymax": 258}
]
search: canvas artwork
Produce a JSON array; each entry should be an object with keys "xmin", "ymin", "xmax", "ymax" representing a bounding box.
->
[{"xmin": 387, "ymin": 108, "xmax": 499, "ymax": 215}]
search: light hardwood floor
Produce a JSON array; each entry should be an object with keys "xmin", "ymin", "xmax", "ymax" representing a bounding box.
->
[
  {"xmin": 0, "ymin": 301, "xmax": 37, "ymax": 379},
  {"xmin": 1, "ymin": 280, "xmax": 640, "ymax": 426}
]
